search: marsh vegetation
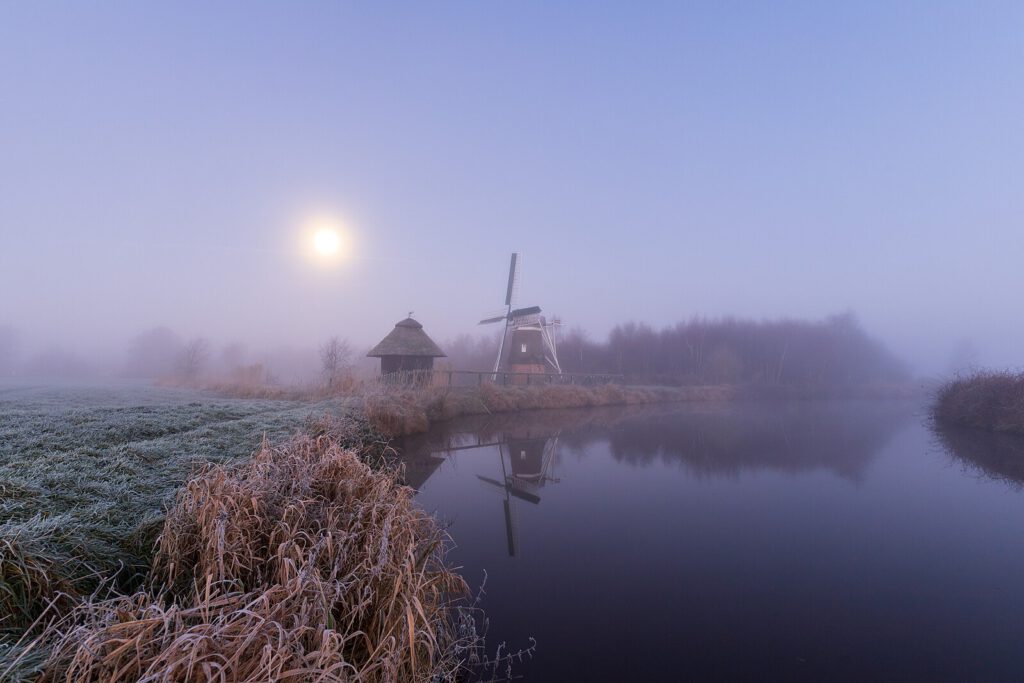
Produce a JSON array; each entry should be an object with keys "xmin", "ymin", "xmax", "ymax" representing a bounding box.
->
[
  {"xmin": 932, "ymin": 371, "xmax": 1024, "ymax": 434},
  {"xmin": 0, "ymin": 384, "xmax": 498, "ymax": 682}
]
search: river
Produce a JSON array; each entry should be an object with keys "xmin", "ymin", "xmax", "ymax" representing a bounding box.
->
[{"xmin": 399, "ymin": 400, "xmax": 1024, "ymax": 681}]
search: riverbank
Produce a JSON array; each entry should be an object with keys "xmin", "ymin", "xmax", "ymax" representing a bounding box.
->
[
  {"xmin": 0, "ymin": 387, "xmax": 483, "ymax": 682},
  {"xmin": 364, "ymin": 382, "xmax": 733, "ymax": 437},
  {"xmin": 932, "ymin": 372, "xmax": 1024, "ymax": 434},
  {"xmin": 10, "ymin": 433, "xmax": 471, "ymax": 682},
  {"xmin": 361, "ymin": 380, "xmax": 925, "ymax": 438}
]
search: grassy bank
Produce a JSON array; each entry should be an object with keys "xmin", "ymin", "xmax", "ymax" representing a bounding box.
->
[
  {"xmin": 6, "ymin": 434, "xmax": 471, "ymax": 682},
  {"xmin": 363, "ymin": 382, "xmax": 733, "ymax": 437},
  {"xmin": 0, "ymin": 386, "xmax": 489, "ymax": 681},
  {"xmin": 932, "ymin": 372, "xmax": 1024, "ymax": 434},
  {"xmin": 0, "ymin": 387, "xmax": 376, "ymax": 633}
]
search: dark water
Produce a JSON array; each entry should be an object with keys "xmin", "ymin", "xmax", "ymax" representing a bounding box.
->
[{"xmin": 398, "ymin": 401, "xmax": 1024, "ymax": 682}]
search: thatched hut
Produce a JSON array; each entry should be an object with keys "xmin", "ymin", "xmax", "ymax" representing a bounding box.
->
[{"xmin": 367, "ymin": 317, "xmax": 446, "ymax": 378}]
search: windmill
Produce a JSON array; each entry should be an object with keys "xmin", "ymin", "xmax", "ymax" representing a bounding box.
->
[
  {"xmin": 478, "ymin": 253, "xmax": 562, "ymax": 377},
  {"xmin": 476, "ymin": 431, "xmax": 560, "ymax": 557},
  {"xmin": 408, "ymin": 425, "xmax": 561, "ymax": 559}
]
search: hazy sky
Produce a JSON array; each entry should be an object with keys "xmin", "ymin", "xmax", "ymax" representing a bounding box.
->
[{"xmin": 1, "ymin": 2, "xmax": 1021, "ymax": 373}]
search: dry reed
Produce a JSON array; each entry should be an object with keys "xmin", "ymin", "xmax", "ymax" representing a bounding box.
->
[
  {"xmin": 364, "ymin": 382, "xmax": 731, "ymax": 437},
  {"xmin": 30, "ymin": 434, "xmax": 473, "ymax": 682},
  {"xmin": 0, "ymin": 529, "xmax": 77, "ymax": 633}
]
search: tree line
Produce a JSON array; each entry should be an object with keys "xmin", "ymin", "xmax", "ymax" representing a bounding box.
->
[
  {"xmin": 556, "ymin": 313, "xmax": 908, "ymax": 387},
  {"xmin": 442, "ymin": 313, "xmax": 908, "ymax": 388}
]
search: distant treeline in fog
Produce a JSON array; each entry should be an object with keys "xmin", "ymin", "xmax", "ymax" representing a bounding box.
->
[
  {"xmin": 444, "ymin": 313, "xmax": 908, "ymax": 388},
  {"xmin": 559, "ymin": 313, "xmax": 908, "ymax": 387},
  {"xmin": 0, "ymin": 324, "xmax": 335, "ymax": 384},
  {"xmin": 1, "ymin": 313, "xmax": 908, "ymax": 390}
]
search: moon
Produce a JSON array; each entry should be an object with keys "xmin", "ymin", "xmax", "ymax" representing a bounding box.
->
[{"xmin": 313, "ymin": 228, "xmax": 341, "ymax": 256}]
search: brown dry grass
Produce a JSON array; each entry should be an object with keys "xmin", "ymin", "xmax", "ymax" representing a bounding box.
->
[
  {"xmin": 0, "ymin": 528, "xmax": 81, "ymax": 634},
  {"xmin": 365, "ymin": 383, "xmax": 732, "ymax": 437},
  {"xmin": 25, "ymin": 435, "xmax": 472, "ymax": 683},
  {"xmin": 159, "ymin": 374, "xmax": 368, "ymax": 401}
]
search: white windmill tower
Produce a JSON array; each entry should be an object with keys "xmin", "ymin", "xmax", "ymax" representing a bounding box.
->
[{"xmin": 478, "ymin": 253, "xmax": 562, "ymax": 377}]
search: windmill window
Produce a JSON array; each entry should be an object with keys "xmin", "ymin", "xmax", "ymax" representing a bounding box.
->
[
  {"xmin": 520, "ymin": 450, "xmax": 526, "ymax": 459},
  {"xmin": 521, "ymin": 343, "xmax": 527, "ymax": 353}
]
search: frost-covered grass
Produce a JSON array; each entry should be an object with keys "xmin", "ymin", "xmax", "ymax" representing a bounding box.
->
[
  {"xmin": 0, "ymin": 384, "xmax": 506, "ymax": 682},
  {"xmin": 0, "ymin": 382, "xmax": 350, "ymax": 642},
  {"xmin": 26, "ymin": 435, "xmax": 471, "ymax": 683}
]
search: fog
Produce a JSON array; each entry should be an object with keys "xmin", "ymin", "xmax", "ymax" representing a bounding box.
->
[{"xmin": 1, "ymin": 3, "xmax": 1021, "ymax": 381}]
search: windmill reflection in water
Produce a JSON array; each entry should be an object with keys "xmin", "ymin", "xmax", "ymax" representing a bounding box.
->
[{"xmin": 403, "ymin": 426, "xmax": 561, "ymax": 557}]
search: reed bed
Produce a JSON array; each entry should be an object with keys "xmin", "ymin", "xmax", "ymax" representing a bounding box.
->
[
  {"xmin": 364, "ymin": 382, "xmax": 730, "ymax": 437},
  {"xmin": 20, "ymin": 433, "xmax": 473, "ymax": 682},
  {"xmin": 933, "ymin": 371, "xmax": 1024, "ymax": 434}
]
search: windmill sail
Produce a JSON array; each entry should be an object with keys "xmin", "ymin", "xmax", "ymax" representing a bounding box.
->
[{"xmin": 504, "ymin": 252, "xmax": 519, "ymax": 306}]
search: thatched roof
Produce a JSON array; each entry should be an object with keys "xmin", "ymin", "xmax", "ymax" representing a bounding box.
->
[{"xmin": 367, "ymin": 318, "xmax": 446, "ymax": 358}]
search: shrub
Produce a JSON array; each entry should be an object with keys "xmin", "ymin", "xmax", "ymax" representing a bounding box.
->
[{"xmin": 933, "ymin": 372, "xmax": 1024, "ymax": 434}]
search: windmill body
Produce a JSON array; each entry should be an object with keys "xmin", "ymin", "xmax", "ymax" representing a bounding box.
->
[{"xmin": 479, "ymin": 253, "xmax": 562, "ymax": 378}]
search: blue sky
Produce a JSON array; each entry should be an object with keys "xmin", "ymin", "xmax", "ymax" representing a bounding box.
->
[{"xmin": 1, "ymin": 2, "xmax": 1021, "ymax": 372}]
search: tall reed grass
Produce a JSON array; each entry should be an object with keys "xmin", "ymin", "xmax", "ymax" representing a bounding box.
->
[
  {"xmin": 10, "ymin": 433, "xmax": 478, "ymax": 682},
  {"xmin": 0, "ymin": 520, "xmax": 81, "ymax": 633}
]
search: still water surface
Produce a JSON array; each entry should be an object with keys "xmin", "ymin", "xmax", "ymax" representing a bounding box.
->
[{"xmin": 399, "ymin": 401, "xmax": 1024, "ymax": 682}]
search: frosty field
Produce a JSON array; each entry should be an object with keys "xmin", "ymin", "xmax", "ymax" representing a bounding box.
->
[{"xmin": 0, "ymin": 381, "xmax": 345, "ymax": 638}]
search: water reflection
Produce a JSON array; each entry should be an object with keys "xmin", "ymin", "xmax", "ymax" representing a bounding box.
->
[
  {"xmin": 400, "ymin": 401, "xmax": 911, "ymax": 558},
  {"xmin": 596, "ymin": 402, "xmax": 911, "ymax": 481},
  {"xmin": 397, "ymin": 401, "xmax": 1024, "ymax": 681},
  {"xmin": 402, "ymin": 400, "xmax": 912, "ymax": 484},
  {"xmin": 403, "ymin": 421, "xmax": 562, "ymax": 557},
  {"xmin": 935, "ymin": 422, "xmax": 1024, "ymax": 488}
]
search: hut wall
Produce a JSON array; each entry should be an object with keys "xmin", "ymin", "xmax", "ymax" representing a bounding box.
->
[{"xmin": 380, "ymin": 355, "xmax": 435, "ymax": 375}]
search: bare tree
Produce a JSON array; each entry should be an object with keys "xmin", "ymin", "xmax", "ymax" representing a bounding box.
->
[
  {"xmin": 179, "ymin": 338, "xmax": 209, "ymax": 381},
  {"xmin": 320, "ymin": 336, "xmax": 352, "ymax": 389}
]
